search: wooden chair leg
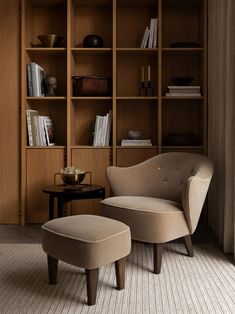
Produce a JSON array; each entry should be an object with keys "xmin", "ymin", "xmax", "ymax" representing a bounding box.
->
[
  {"xmin": 85, "ymin": 268, "xmax": 99, "ymax": 306},
  {"xmin": 183, "ymin": 234, "xmax": 194, "ymax": 257},
  {"xmin": 47, "ymin": 255, "xmax": 58, "ymax": 284},
  {"xmin": 153, "ymin": 243, "xmax": 164, "ymax": 274},
  {"xmin": 115, "ymin": 257, "xmax": 126, "ymax": 290}
]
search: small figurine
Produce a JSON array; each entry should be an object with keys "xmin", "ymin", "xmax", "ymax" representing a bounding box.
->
[{"xmin": 44, "ymin": 75, "xmax": 57, "ymax": 96}]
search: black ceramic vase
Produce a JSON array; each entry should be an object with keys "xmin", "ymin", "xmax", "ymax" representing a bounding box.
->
[{"xmin": 83, "ymin": 35, "xmax": 103, "ymax": 48}]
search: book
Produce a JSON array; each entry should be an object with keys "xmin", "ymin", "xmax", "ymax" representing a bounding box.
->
[
  {"xmin": 165, "ymin": 92, "xmax": 201, "ymax": 97},
  {"xmin": 105, "ymin": 111, "xmax": 112, "ymax": 146},
  {"xmin": 42, "ymin": 116, "xmax": 55, "ymax": 146},
  {"xmin": 148, "ymin": 18, "xmax": 155, "ymax": 48},
  {"xmin": 140, "ymin": 27, "xmax": 149, "ymax": 48},
  {"xmin": 121, "ymin": 139, "xmax": 152, "ymax": 146},
  {"xmin": 26, "ymin": 110, "xmax": 34, "ymax": 146},
  {"xmin": 26, "ymin": 64, "xmax": 33, "ymax": 97},
  {"xmin": 30, "ymin": 63, "xmax": 45, "ymax": 97},
  {"xmin": 141, "ymin": 28, "xmax": 150, "ymax": 48},
  {"xmin": 153, "ymin": 18, "xmax": 158, "ymax": 48}
]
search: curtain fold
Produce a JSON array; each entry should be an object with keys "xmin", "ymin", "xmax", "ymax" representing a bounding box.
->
[{"xmin": 208, "ymin": 0, "xmax": 235, "ymax": 257}]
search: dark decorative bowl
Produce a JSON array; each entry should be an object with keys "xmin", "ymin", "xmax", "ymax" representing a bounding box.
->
[
  {"xmin": 83, "ymin": 35, "xmax": 103, "ymax": 48},
  {"xmin": 61, "ymin": 172, "xmax": 86, "ymax": 185},
  {"xmin": 37, "ymin": 34, "xmax": 63, "ymax": 47},
  {"xmin": 171, "ymin": 76, "xmax": 193, "ymax": 86}
]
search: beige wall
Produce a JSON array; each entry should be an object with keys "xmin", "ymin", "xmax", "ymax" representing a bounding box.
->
[{"xmin": 0, "ymin": 0, "xmax": 20, "ymax": 223}]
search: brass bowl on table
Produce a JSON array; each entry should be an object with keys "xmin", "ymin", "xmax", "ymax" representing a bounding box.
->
[
  {"xmin": 37, "ymin": 34, "xmax": 63, "ymax": 47},
  {"xmin": 61, "ymin": 172, "xmax": 86, "ymax": 185}
]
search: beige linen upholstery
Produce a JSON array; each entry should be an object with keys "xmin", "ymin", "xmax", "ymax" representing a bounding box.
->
[
  {"xmin": 100, "ymin": 152, "xmax": 213, "ymax": 273},
  {"xmin": 42, "ymin": 215, "xmax": 131, "ymax": 306},
  {"xmin": 42, "ymin": 215, "xmax": 131, "ymax": 269}
]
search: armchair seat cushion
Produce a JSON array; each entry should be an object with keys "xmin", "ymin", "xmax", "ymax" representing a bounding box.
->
[{"xmin": 101, "ymin": 196, "xmax": 190, "ymax": 243}]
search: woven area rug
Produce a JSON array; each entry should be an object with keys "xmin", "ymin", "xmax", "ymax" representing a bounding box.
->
[{"xmin": 0, "ymin": 242, "xmax": 234, "ymax": 314}]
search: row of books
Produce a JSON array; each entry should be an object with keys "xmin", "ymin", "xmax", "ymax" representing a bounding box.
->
[
  {"xmin": 93, "ymin": 111, "xmax": 112, "ymax": 146},
  {"xmin": 166, "ymin": 86, "xmax": 201, "ymax": 97},
  {"xmin": 121, "ymin": 139, "xmax": 152, "ymax": 146},
  {"xmin": 26, "ymin": 110, "xmax": 55, "ymax": 146},
  {"xmin": 140, "ymin": 18, "xmax": 158, "ymax": 48},
  {"xmin": 26, "ymin": 63, "xmax": 45, "ymax": 97}
]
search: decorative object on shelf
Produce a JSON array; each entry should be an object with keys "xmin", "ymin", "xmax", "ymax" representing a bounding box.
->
[
  {"xmin": 72, "ymin": 76, "xmax": 112, "ymax": 96},
  {"xmin": 163, "ymin": 133, "xmax": 201, "ymax": 146},
  {"xmin": 139, "ymin": 65, "xmax": 154, "ymax": 96},
  {"xmin": 121, "ymin": 139, "xmax": 152, "ymax": 146},
  {"xmin": 127, "ymin": 129, "xmax": 144, "ymax": 140},
  {"xmin": 171, "ymin": 76, "xmax": 193, "ymax": 86},
  {"xmin": 146, "ymin": 65, "xmax": 154, "ymax": 96},
  {"xmin": 54, "ymin": 167, "xmax": 92, "ymax": 187},
  {"xmin": 170, "ymin": 42, "xmax": 200, "ymax": 48},
  {"xmin": 83, "ymin": 35, "xmax": 103, "ymax": 48},
  {"xmin": 139, "ymin": 65, "xmax": 145, "ymax": 96},
  {"xmin": 37, "ymin": 34, "xmax": 63, "ymax": 47},
  {"xmin": 166, "ymin": 85, "xmax": 201, "ymax": 97},
  {"xmin": 44, "ymin": 75, "xmax": 57, "ymax": 96}
]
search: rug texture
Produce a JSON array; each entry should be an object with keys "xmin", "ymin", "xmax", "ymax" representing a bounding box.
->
[{"xmin": 0, "ymin": 243, "xmax": 234, "ymax": 314}]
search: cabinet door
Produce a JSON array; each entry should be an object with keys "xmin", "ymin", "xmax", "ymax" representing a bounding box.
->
[
  {"xmin": 0, "ymin": 0, "xmax": 20, "ymax": 223},
  {"xmin": 26, "ymin": 149, "xmax": 65, "ymax": 223},
  {"xmin": 71, "ymin": 148, "xmax": 111, "ymax": 215}
]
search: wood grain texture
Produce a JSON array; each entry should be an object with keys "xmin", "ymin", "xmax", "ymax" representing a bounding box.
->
[
  {"xmin": 116, "ymin": 148, "xmax": 158, "ymax": 167},
  {"xmin": 26, "ymin": 149, "xmax": 65, "ymax": 223},
  {"xmin": 0, "ymin": 0, "xmax": 20, "ymax": 223},
  {"xmin": 71, "ymin": 148, "xmax": 111, "ymax": 214}
]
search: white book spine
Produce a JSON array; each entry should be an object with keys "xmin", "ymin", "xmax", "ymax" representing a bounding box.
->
[
  {"xmin": 33, "ymin": 115, "xmax": 40, "ymax": 146},
  {"xmin": 153, "ymin": 18, "xmax": 158, "ymax": 48},
  {"xmin": 105, "ymin": 111, "xmax": 112, "ymax": 146},
  {"xmin": 148, "ymin": 18, "xmax": 155, "ymax": 48},
  {"xmin": 140, "ymin": 27, "xmax": 148, "ymax": 48},
  {"xmin": 26, "ymin": 110, "xmax": 33, "ymax": 146},
  {"xmin": 143, "ymin": 29, "xmax": 150, "ymax": 48},
  {"xmin": 165, "ymin": 92, "xmax": 201, "ymax": 97},
  {"xmin": 93, "ymin": 115, "xmax": 99, "ymax": 146},
  {"xmin": 31, "ymin": 63, "xmax": 40, "ymax": 97}
]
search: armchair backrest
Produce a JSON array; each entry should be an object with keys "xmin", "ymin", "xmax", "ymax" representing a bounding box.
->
[{"xmin": 107, "ymin": 152, "xmax": 213, "ymax": 203}]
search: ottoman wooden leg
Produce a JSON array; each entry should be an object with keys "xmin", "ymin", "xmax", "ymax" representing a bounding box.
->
[
  {"xmin": 115, "ymin": 257, "xmax": 125, "ymax": 290},
  {"xmin": 153, "ymin": 243, "xmax": 164, "ymax": 274},
  {"xmin": 85, "ymin": 268, "xmax": 99, "ymax": 306},
  {"xmin": 47, "ymin": 255, "xmax": 58, "ymax": 284}
]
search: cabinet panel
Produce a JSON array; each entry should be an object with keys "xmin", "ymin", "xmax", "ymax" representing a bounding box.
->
[
  {"xmin": 26, "ymin": 148, "xmax": 65, "ymax": 223},
  {"xmin": 117, "ymin": 148, "xmax": 157, "ymax": 167},
  {"xmin": 0, "ymin": 0, "xmax": 20, "ymax": 223},
  {"xmin": 71, "ymin": 148, "xmax": 111, "ymax": 214}
]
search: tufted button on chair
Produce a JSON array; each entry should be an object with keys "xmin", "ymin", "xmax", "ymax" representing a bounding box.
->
[{"xmin": 100, "ymin": 152, "xmax": 214, "ymax": 274}]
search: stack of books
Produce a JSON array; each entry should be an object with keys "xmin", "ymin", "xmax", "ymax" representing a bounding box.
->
[
  {"xmin": 26, "ymin": 109, "xmax": 55, "ymax": 146},
  {"xmin": 26, "ymin": 63, "xmax": 45, "ymax": 97},
  {"xmin": 93, "ymin": 111, "xmax": 112, "ymax": 146},
  {"xmin": 165, "ymin": 86, "xmax": 201, "ymax": 97},
  {"xmin": 121, "ymin": 139, "xmax": 152, "ymax": 146},
  {"xmin": 140, "ymin": 18, "xmax": 158, "ymax": 48}
]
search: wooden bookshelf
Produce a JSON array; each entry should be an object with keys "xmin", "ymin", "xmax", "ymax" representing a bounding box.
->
[{"xmin": 21, "ymin": 0, "xmax": 207, "ymax": 224}]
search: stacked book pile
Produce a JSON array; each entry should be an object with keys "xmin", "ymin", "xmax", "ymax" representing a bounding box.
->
[
  {"xmin": 140, "ymin": 18, "xmax": 158, "ymax": 48},
  {"xmin": 165, "ymin": 86, "xmax": 201, "ymax": 97},
  {"xmin": 121, "ymin": 139, "xmax": 152, "ymax": 146},
  {"xmin": 26, "ymin": 63, "xmax": 45, "ymax": 97},
  {"xmin": 26, "ymin": 109, "xmax": 55, "ymax": 146},
  {"xmin": 93, "ymin": 111, "xmax": 112, "ymax": 146}
]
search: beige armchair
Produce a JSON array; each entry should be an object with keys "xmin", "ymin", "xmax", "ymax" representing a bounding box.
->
[{"xmin": 100, "ymin": 152, "xmax": 213, "ymax": 274}]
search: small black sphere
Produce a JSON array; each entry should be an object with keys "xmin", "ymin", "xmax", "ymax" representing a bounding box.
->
[{"xmin": 83, "ymin": 35, "xmax": 103, "ymax": 48}]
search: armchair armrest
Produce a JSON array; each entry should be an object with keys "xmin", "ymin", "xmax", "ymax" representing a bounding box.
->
[{"xmin": 182, "ymin": 176, "xmax": 211, "ymax": 233}]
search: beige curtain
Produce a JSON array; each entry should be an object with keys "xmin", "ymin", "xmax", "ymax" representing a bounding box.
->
[{"xmin": 208, "ymin": 0, "xmax": 235, "ymax": 257}]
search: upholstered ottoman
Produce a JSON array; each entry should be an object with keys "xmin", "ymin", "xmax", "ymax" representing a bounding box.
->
[{"xmin": 41, "ymin": 215, "xmax": 131, "ymax": 306}]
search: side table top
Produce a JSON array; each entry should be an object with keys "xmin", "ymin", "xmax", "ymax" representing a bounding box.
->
[{"xmin": 43, "ymin": 184, "xmax": 105, "ymax": 196}]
